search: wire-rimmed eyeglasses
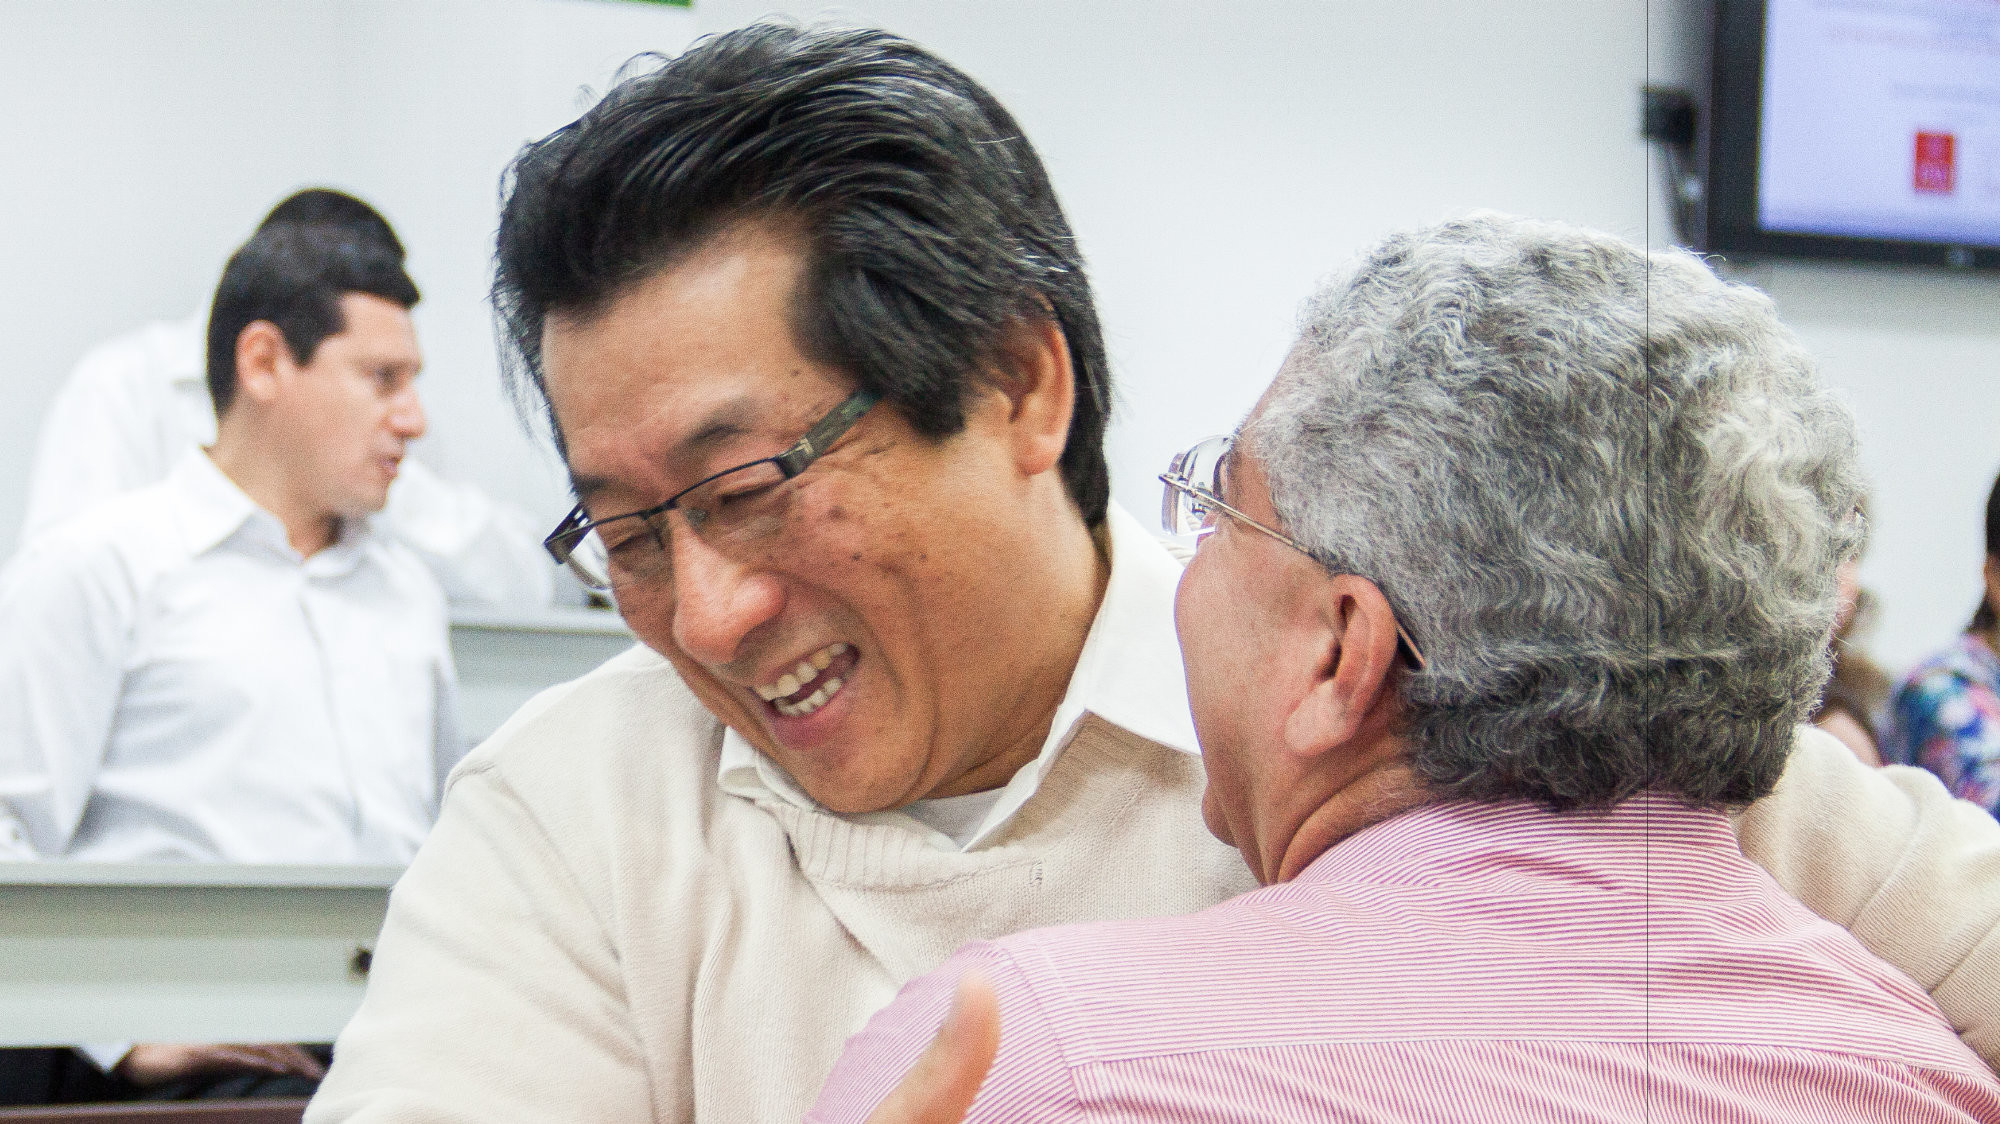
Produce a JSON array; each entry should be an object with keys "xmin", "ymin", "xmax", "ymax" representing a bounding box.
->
[
  {"xmin": 1160, "ymin": 434, "xmax": 1428, "ymax": 670},
  {"xmin": 543, "ymin": 389, "xmax": 881, "ymax": 591}
]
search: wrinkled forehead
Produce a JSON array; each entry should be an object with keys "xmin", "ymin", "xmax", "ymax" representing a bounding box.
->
[{"xmin": 538, "ymin": 229, "xmax": 849, "ymax": 506}]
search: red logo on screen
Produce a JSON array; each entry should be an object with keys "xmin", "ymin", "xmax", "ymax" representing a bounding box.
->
[{"xmin": 1914, "ymin": 131, "xmax": 1957, "ymax": 194}]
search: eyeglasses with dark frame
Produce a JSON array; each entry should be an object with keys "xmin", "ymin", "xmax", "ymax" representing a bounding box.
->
[
  {"xmin": 1160, "ymin": 433, "xmax": 1428, "ymax": 670},
  {"xmin": 544, "ymin": 388, "xmax": 881, "ymax": 591}
]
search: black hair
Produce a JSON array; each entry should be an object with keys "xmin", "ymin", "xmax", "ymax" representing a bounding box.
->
[
  {"xmin": 205, "ymin": 224, "xmax": 420, "ymax": 416},
  {"xmin": 1973, "ymin": 471, "xmax": 2000, "ymax": 632},
  {"xmin": 258, "ymin": 188, "xmax": 406, "ymax": 260},
  {"xmin": 492, "ymin": 23, "xmax": 1113, "ymax": 526}
]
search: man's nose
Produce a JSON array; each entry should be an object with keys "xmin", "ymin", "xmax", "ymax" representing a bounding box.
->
[
  {"xmin": 391, "ymin": 386, "xmax": 427, "ymax": 440},
  {"xmin": 666, "ymin": 514, "xmax": 783, "ymax": 667}
]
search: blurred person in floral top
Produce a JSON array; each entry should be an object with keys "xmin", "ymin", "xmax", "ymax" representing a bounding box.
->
[{"xmin": 1884, "ymin": 473, "xmax": 2000, "ymax": 812}]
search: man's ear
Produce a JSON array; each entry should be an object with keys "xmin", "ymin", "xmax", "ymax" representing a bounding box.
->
[
  {"xmin": 1283, "ymin": 575, "xmax": 1404, "ymax": 760},
  {"xmin": 232, "ymin": 321, "xmax": 294, "ymax": 407},
  {"xmin": 990, "ymin": 316, "xmax": 1074, "ymax": 477}
]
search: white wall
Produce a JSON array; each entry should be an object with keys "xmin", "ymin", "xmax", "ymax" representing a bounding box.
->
[
  {"xmin": 7, "ymin": 0, "xmax": 1997, "ymax": 678},
  {"xmin": 690, "ymin": 0, "xmax": 2000, "ymax": 678},
  {"xmin": 0, "ymin": 0, "xmax": 696, "ymax": 554}
]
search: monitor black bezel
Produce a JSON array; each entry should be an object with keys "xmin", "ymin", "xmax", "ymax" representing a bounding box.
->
[{"xmin": 1704, "ymin": 0, "xmax": 2000, "ymax": 270}]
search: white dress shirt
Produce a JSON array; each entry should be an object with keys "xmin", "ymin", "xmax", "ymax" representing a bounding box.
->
[
  {"xmin": 0, "ymin": 450, "xmax": 464, "ymax": 864},
  {"xmin": 21, "ymin": 313, "xmax": 559, "ymax": 608},
  {"xmin": 717, "ymin": 504, "xmax": 1199, "ymax": 852}
]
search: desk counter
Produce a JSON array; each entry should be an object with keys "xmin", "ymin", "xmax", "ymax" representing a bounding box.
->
[{"xmin": 0, "ymin": 865, "xmax": 398, "ymax": 1046}]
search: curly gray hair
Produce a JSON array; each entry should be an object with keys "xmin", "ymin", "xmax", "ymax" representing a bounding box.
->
[{"xmin": 1248, "ymin": 213, "xmax": 1864, "ymax": 809}]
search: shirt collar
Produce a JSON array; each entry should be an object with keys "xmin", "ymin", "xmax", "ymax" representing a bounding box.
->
[
  {"xmin": 166, "ymin": 449, "xmax": 266, "ymax": 556},
  {"xmin": 1300, "ymin": 794, "xmax": 1746, "ymax": 894},
  {"xmin": 1051, "ymin": 503, "xmax": 1199, "ymax": 755},
  {"xmin": 163, "ymin": 448, "xmax": 380, "ymax": 568},
  {"xmin": 717, "ymin": 503, "xmax": 1197, "ymax": 850}
]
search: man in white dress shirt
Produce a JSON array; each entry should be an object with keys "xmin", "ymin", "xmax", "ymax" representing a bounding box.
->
[
  {"xmin": 0, "ymin": 222, "xmax": 463, "ymax": 1099},
  {"xmin": 18, "ymin": 188, "xmax": 557, "ymax": 609}
]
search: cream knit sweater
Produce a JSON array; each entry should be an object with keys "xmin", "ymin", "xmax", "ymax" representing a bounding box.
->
[
  {"xmin": 309, "ymin": 645, "xmax": 1256, "ymax": 1123},
  {"xmin": 309, "ymin": 645, "xmax": 2000, "ymax": 1123}
]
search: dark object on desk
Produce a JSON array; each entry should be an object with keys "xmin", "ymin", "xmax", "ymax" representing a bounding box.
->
[
  {"xmin": 0, "ymin": 1049, "xmax": 325, "ymax": 1111},
  {"xmin": 0, "ymin": 1098, "xmax": 307, "ymax": 1122},
  {"xmin": 0, "ymin": 1051, "xmax": 124, "ymax": 1108}
]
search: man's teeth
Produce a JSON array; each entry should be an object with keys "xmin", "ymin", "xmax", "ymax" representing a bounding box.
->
[
  {"xmin": 753, "ymin": 642, "xmax": 852, "ymax": 704},
  {"xmin": 775, "ymin": 677, "xmax": 843, "ymax": 718}
]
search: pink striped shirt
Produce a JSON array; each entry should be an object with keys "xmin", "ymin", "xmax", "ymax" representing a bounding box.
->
[{"xmin": 809, "ymin": 796, "xmax": 2000, "ymax": 1122}]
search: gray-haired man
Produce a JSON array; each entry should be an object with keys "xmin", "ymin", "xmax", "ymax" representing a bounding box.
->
[{"xmin": 820, "ymin": 214, "xmax": 2000, "ymax": 1122}]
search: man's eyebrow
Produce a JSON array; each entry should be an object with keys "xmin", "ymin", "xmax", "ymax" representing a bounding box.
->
[
  {"xmin": 566, "ymin": 470, "xmax": 617, "ymax": 504},
  {"xmin": 566, "ymin": 398, "xmax": 757, "ymax": 505}
]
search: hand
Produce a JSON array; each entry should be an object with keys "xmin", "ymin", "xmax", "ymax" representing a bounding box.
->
[
  {"xmin": 865, "ymin": 973, "xmax": 1001, "ymax": 1124},
  {"xmin": 113, "ymin": 1042, "xmax": 327, "ymax": 1087}
]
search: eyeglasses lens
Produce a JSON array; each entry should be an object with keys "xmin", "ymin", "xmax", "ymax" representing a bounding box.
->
[
  {"xmin": 564, "ymin": 528, "xmax": 613, "ymax": 591},
  {"xmin": 677, "ymin": 461, "xmax": 788, "ymax": 533},
  {"xmin": 563, "ymin": 460, "xmax": 795, "ymax": 592},
  {"xmin": 1166, "ymin": 436, "xmax": 1232, "ymax": 536}
]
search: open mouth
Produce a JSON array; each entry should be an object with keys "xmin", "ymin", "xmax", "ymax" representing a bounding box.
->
[{"xmin": 755, "ymin": 642, "xmax": 859, "ymax": 719}]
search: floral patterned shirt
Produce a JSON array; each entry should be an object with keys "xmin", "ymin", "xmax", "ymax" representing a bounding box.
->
[{"xmin": 1883, "ymin": 633, "xmax": 2000, "ymax": 815}]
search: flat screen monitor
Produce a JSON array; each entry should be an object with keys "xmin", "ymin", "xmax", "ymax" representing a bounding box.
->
[{"xmin": 1707, "ymin": 0, "xmax": 2000, "ymax": 268}]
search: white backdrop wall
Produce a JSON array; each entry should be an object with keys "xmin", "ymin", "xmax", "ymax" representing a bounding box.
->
[{"xmin": 5, "ymin": 0, "xmax": 1999, "ymax": 680}]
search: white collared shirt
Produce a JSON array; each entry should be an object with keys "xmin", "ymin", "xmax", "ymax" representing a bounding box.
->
[
  {"xmin": 0, "ymin": 450, "xmax": 464, "ymax": 863},
  {"xmin": 718, "ymin": 504, "xmax": 1197, "ymax": 852},
  {"xmin": 20, "ymin": 313, "xmax": 558, "ymax": 608}
]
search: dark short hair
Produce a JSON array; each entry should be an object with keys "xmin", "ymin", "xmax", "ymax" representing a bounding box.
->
[
  {"xmin": 493, "ymin": 23, "xmax": 1113, "ymax": 526},
  {"xmin": 1973, "ymin": 472, "xmax": 2000, "ymax": 631},
  {"xmin": 205, "ymin": 225, "xmax": 421, "ymax": 416},
  {"xmin": 258, "ymin": 188, "xmax": 406, "ymax": 260}
]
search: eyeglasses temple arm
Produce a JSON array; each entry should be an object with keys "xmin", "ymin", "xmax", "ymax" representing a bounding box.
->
[{"xmin": 776, "ymin": 389, "xmax": 883, "ymax": 477}]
